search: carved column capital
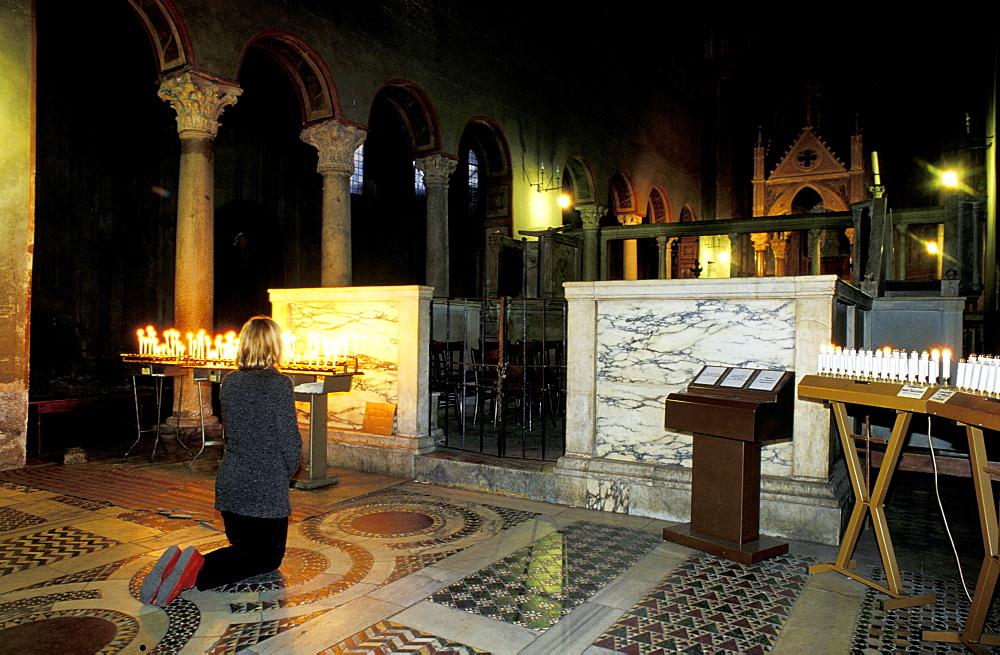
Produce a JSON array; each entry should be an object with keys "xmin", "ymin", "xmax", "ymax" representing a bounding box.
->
[
  {"xmin": 577, "ymin": 204, "xmax": 604, "ymax": 229},
  {"xmin": 617, "ymin": 212, "xmax": 642, "ymax": 226},
  {"xmin": 300, "ymin": 120, "xmax": 367, "ymax": 176},
  {"xmin": 158, "ymin": 69, "xmax": 242, "ymax": 138},
  {"xmin": 750, "ymin": 232, "xmax": 770, "ymax": 251},
  {"xmin": 769, "ymin": 238, "xmax": 788, "ymax": 259},
  {"xmin": 415, "ymin": 153, "xmax": 458, "ymax": 186}
]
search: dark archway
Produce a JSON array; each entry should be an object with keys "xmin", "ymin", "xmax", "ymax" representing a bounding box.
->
[
  {"xmin": 32, "ymin": 2, "xmax": 179, "ymax": 397},
  {"xmin": 214, "ymin": 46, "xmax": 322, "ymax": 331},
  {"xmin": 448, "ymin": 118, "xmax": 512, "ymax": 297},
  {"xmin": 352, "ymin": 82, "xmax": 440, "ymax": 286}
]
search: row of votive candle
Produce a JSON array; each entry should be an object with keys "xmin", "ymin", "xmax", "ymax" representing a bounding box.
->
[
  {"xmin": 281, "ymin": 332, "xmax": 356, "ymax": 369},
  {"xmin": 135, "ymin": 326, "xmax": 239, "ymax": 361},
  {"xmin": 134, "ymin": 326, "xmax": 356, "ymax": 371},
  {"xmin": 818, "ymin": 346, "xmax": 952, "ymax": 385},
  {"xmin": 955, "ymin": 355, "xmax": 1000, "ymax": 395}
]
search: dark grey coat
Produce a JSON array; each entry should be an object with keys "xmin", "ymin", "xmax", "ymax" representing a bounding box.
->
[{"xmin": 217, "ymin": 367, "xmax": 302, "ymax": 518}]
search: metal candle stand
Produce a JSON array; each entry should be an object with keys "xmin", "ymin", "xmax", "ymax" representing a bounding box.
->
[{"xmin": 121, "ymin": 354, "xmax": 361, "ymax": 485}]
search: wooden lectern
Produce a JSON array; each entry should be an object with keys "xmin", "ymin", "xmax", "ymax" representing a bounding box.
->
[{"xmin": 663, "ymin": 366, "xmax": 794, "ymax": 564}]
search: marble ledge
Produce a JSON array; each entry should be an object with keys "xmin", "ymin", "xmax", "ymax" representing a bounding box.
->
[
  {"xmin": 270, "ymin": 284, "xmax": 434, "ymax": 303},
  {"xmin": 565, "ymin": 275, "xmax": 872, "ymax": 306},
  {"xmin": 554, "ymin": 454, "xmax": 835, "ymax": 499},
  {"xmin": 327, "ymin": 429, "xmax": 435, "ymax": 455}
]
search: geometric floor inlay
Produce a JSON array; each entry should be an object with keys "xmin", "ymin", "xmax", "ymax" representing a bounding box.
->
[
  {"xmin": 23, "ymin": 556, "xmax": 139, "ymax": 590},
  {"xmin": 431, "ymin": 520, "xmax": 662, "ymax": 630},
  {"xmin": 320, "ymin": 620, "xmax": 488, "ymax": 654},
  {"xmin": 206, "ymin": 609, "xmax": 328, "ymax": 654},
  {"xmin": 0, "ymin": 506, "xmax": 48, "ymax": 533},
  {"xmin": 593, "ymin": 553, "xmax": 811, "ymax": 654},
  {"xmin": 851, "ymin": 566, "xmax": 1000, "ymax": 653},
  {"xmin": 0, "ymin": 526, "xmax": 118, "ymax": 576}
]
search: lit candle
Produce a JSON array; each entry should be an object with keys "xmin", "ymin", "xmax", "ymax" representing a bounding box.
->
[{"xmin": 969, "ymin": 355, "xmax": 982, "ymax": 391}]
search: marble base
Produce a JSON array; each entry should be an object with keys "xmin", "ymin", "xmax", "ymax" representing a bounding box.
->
[
  {"xmin": 415, "ymin": 455, "xmax": 556, "ymax": 501},
  {"xmin": 551, "ymin": 454, "xmax": 850, "ymax": 546},
  {"xmin": 326, "ymin": 429, "xmax": 437, "ymax": 478}
]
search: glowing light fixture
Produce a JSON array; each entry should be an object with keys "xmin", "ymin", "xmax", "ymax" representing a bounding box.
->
[
  {"xmin": 941, "ymin": 170, "xmax": 959, "ymax": 188},
  {"xmin": 925, "ymin": 240, "xmax": 939, "ymax": 255},
  {"xmin": 525, "ymin": 162, "xmax": 562, "ymax": 193},
  {"xmin": 557, "ymin": 193, "xmax": 571, "ymax": 208}
]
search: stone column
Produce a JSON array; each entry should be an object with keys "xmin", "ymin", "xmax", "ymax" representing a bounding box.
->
[
  {"xmin": 728, "ymin": 233, "xmax": 740, "ymax": 278},
  {"xmin": 579, "ymin": 205, "xmax": 603, "ymax": 281},
  {"xmin": 618, "ymin": 212, "xmax": 642, "ymax": 280},
  {"xmin": 158, "ymin": 69, "xmax": 241, "ymax": 429},
  {"xmin": 656, "ymin": 236, "xmax": 667, "ymax": 279},
  {"xmin": 750, "ymin": 232, "xmax": 770, "ymax": 277},
  {"xmin": 809, "ymin": 229, "xmax": 823, "ymax": 275},
  {"xmin": 770, "ymin": 232, "xmax": 790, "ymax": 277},
  {"xmin": 895, "ymin": 221, "xmax": 909, "ymax": 280},
  {"xmin": 416, "ymin": 154, "xmax": 458, "ymax": 296},
  {"xmin": 665, "ymin": 237, "xmax": 678, "ymax": 279},
  {"xmin": 300, "ymin": 120, "xmax": 366, "ymax": 287}
]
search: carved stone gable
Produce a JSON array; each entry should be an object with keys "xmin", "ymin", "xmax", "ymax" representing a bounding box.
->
[{"xmin": 770, "ymin": 127, "xmax": 846, "ymax": 179}]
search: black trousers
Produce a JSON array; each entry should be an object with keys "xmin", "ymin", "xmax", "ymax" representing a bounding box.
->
[{"xmin": 195, "ymin": 511, "xmax": 289, "ymax": 591}]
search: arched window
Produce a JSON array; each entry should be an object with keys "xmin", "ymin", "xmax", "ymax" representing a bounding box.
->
[
  {"xmin": 414, "ymin": 160, "xmax": 426, "ymax": 197},
  {"xmin": 468, "ymin": 149, "xmax": 480, "ymax": 217},
  {"xmin": 350, "ymin": 145, "xmax": 364, "ymax": 195}
]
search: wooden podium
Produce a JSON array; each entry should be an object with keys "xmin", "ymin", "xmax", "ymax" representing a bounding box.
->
[{"xmin": 663, "ymin": 366, "xmax": 794, "ymax": 564}]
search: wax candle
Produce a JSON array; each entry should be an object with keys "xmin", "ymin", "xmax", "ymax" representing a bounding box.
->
[{"xmin": 942, "ymin": 349, "xmax": 951, "ymax": 384}]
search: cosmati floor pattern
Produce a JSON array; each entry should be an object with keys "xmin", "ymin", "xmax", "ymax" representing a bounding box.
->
[{"xmin": 0, "ymin": 461, "xmax": 995, "ymax": 654}]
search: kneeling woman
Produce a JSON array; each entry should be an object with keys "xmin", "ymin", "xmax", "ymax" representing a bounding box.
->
[{"xmin": 145, "ymin": 316, "xmax": 302, "ymax": 605}]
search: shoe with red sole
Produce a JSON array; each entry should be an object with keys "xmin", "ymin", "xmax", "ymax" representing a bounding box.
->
[
  {"xmin": 153, "ymin": 546, "xmax": 204, "ymax": 607},
  {"xmin": 140, "ymin": 545, "xmax": 180, "ymax": 604}
]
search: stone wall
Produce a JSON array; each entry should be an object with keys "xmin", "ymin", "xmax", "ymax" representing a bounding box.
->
[
  {"xmin": 554, "ymin": 276, "xmax": 872, "ymax": 544},
  {"xmin": 0, "ymin": 0, "xmax": 33, "ymax": 469}
]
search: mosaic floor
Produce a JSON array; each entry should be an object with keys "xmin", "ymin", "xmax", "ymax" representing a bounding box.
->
[{"xmin": 0, "ymin": 459, "xmax": 997, "ymax": 654}]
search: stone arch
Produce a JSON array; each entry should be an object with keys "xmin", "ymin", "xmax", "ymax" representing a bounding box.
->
[
  {"xmin": 610, "ymin": 170, "xmax": 637, "ymax": 215},
  {"xmin": 680, "ymin": 203, "xmax": 698, "ymax": 222},
  {"xmin": 564, "ymin": 155, "xmax": 596, "ymax": 205},
  {"xmin": 242, "ymin": 31, "xmax": 339, "ymax": 125},
  {"xmin": 370, "ymin": 80, "xmax": 441, "ymax": 156},
  {"xmin": 125, "ymin": 0, "xmax": 193, "ymax": 72},
  {"xmin": 647, "ymin": 186, "xmax": 672, "ymax": 223},
  {"xmin": 449, "ymin": 117, "xmax": 513, "ymax": 296},
  {"xmin": 767, "ymin": 183, "xmax": 849, "ymax": 215}
]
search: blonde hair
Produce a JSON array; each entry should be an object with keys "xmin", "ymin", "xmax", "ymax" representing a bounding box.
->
[{"xmin": 236, "ymin": 316, "xmax": 283, "ymax": 370}]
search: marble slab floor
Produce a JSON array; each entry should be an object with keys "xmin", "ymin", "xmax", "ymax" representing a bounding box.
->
[{"xmin": 0, "ymin": 464, "xmax": 988, "ymax": 654}]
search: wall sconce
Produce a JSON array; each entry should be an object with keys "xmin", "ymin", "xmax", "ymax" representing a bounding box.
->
[{"xmin": 526, "ymin": 163, "xmax": 562, "ymax": 193}]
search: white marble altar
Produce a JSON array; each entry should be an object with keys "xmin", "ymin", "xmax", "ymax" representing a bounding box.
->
[
  {"xmin": 555, "ymin": 276, "xmax": 872, "ymax": 544},
  {"xmin": 270, "ymin": 286, "xmax": 435, "ymax": 476}
]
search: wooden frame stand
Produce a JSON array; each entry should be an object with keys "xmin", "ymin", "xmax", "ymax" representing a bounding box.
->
[
  {"xmin": 663, "ymin": 367, "xmax": 793, "ymax": 564},
  {"xmin": 799, "ymin": 375, "xmax": 937, "ymax": 610}
]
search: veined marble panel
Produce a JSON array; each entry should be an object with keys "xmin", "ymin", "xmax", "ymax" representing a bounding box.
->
[
  {"xmin": 595, "ymin": 297, "xmax": 795, "ymax": 475},
  {"xmin": 290, "ymin": 301, "xmax": 400, "ymax": 430}
]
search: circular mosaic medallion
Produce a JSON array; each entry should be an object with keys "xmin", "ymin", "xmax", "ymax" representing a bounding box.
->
[
  {"xmin": 349, "ymin": 510, "xmax": 436, "ymax": 535},
  {"xmin": 0, "ymin": 610, "xmax": 137, "ymax": 653},
  {"xmin": 337, "ymin": 503, "xmax": 444, "ymax": 538}
]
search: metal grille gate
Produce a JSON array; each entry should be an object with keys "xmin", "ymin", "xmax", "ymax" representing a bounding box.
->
[{"xmin": 429, "ymin": 297, "xmax": 567, "ymax": 460}]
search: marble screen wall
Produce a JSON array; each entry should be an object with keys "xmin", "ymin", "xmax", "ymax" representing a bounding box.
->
[
  {"xmin": 270, "ymin": 286, "xmax": 435, "ymax": 476},
  {"xmin": 555, "ymin": 276, "xmax": 871, "ymax": 544}
]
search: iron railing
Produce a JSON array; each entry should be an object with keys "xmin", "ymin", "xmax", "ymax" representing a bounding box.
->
[{"xmin": 429, "ymin": 297, "xmax": 567, "ymax": 460}]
